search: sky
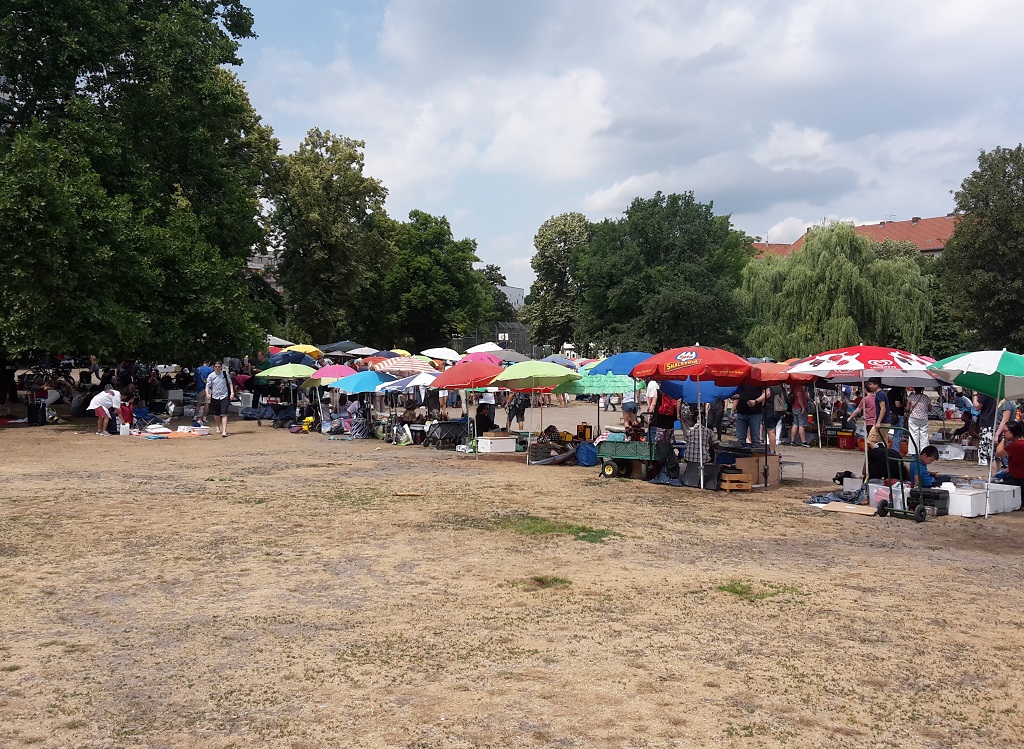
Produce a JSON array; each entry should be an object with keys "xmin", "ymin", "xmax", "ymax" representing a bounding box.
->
[{"xmin": 236, "ymin": 0, "xmax": 1024, "ymax": 291}]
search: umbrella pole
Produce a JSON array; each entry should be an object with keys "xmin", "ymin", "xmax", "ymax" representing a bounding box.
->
[
  {"xmin": 861, "ymin": 372, "xmax": 870, "ymax": 480},
  {"xmin": 985, "ymin": 373, "xmax": 1003, "ymax": 519},
  {"xmin": 814, "ymin": 384, "xmax": 822, "ymax": 449},
  {"xmin": 698, "ymin": 378, "xmax": 704, "ymax": 490}
]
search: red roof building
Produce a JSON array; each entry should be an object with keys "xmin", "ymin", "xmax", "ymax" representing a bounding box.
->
[{"xmin": 785, "ymin": 214, "xmax": 957, "ymax": 256}]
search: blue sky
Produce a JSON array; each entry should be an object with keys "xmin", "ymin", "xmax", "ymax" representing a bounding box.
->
[{"xmin": 237, "ymin": 0, "xmax": 1024, "ymax": 290}]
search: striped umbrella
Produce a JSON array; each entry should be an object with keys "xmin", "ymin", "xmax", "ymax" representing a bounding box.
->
[{"xmin": 372, "ymin": 356, "xmax": 438, "ymax": 375}]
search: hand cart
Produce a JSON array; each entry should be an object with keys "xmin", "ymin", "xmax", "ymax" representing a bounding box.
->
[
  {"xmin": 597, "ymin": 440, "xmax": 671, "ymax": 480},
  {"xmin": 872, "ymin": 426, "xmax": 928, "ymax": 523}
]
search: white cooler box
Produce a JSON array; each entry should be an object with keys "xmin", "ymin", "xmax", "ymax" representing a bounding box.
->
[
  {"xmin": 947, "ymin": 484, "xmax": 1022, "ymax": 517},
  {"xmin": 477, "ymin": 437, "xmax": 517, "ymax": 453}
]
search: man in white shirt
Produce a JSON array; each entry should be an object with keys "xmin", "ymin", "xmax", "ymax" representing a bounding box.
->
[{"xmin": 87, "ymin": 385, "xmax": 121, "ymax": 435}]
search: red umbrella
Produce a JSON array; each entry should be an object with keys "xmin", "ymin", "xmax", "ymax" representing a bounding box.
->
[
  {"xmin": 631, "ymin": 346, "xmax": 752, "ymax": 385},
  {"xmin": 431, "ymin": 361, "xmax": 503, "ymax": 390},
  {"xmin": 746, "ymin": 360, "xmax": 815, "ymax": 386}
]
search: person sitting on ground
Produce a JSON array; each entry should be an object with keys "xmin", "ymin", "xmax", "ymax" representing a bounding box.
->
[
  {"xmin": 994, "ymin": 421, "xmax": 1024, "ymax": 487},
  {"xmin": 866, "ymin": 442, "xmax": 908, "ymax": 482},
  {"xmin": 907, "ymin": 445, "xmax": 952, "ymax": 488},
  {"xmin": 400, "ymin": 402, "xmax": 420, "ymax": 425}
]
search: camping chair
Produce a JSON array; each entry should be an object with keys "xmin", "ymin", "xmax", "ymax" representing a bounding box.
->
[{"xmin": 132, "ymin": 407, "xmax": 168, "ymax": 430}]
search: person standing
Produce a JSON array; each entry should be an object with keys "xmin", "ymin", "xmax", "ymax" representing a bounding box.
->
[
  {"xmin": 974, "ymin": 392, "xmax": 998, "ymax": 466},
  {"xmin": 789, "ymin": 383, "xmax": 809, "ymax": 447},
  {"xmin": 205, "ymin": 361, "xmax": 234, "ymax": 437},
  {"xmin": 905, "ymin": 387, "xmax": 932, "ymax": 454},
  {"xmin": 505, "ymin": 391, "xmax": 529, "ymax": 431},
  {"xmin": 0, "ymin": 354, "xmax": 17, "ymax": 418},
  {"xmin": 194, "ymin": 359, "xmax": 214, "ymax": 424},
  {"xmin": 733, "ymin": 384, "xmax": 768, "ymax": 447},
  {"xmin": 645, "ymin": 381, "xmax": 678, "ymax": 444},
  {"xmin": 621, "ymin": 387, "xmax": 640, "ymax": 427},
  {"xmin": 888, "ymin": 386, "xmax": 907, "ymax": 452},
  {"xmin": 86, "ymin": 385, "xmax": 121, "ymax": 435},
  {"xmin": 762, "ymin": 384, "xmax": 785, "ymax": 451}
]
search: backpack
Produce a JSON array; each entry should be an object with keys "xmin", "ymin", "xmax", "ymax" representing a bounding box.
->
[
  {"xmin": 657, "ymin": 392, "xmax": 677, "ymax": 417},
  {"xmin": 773, "ymin": 386, "xmax": 788, "ymax": 415}
]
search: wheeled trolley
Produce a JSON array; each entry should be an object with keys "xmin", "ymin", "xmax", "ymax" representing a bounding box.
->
[{"xmin": 597, "ymin": 440, "xmax": 671, "ymax": 480}]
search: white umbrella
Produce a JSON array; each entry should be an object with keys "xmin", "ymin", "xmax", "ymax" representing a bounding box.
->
[
  {"xmin": 347, "ymin": 346, "xmax": 380, "ymax": 356},
  {"xmin": 267, "ymin": 335, "xmax": 295, "ymax": 347},
  {"xmin": 465, "ymin": 341, "xmax": 503, "ymax": 353},
  {"xmin": 421, "ymin": 347, "xmax": 461, "ymax": 361}
]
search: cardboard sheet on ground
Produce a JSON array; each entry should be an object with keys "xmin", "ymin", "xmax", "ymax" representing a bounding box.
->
[
  {"xmin": 137, "ymin": 431, "xmax": 197, "ymax": 440},
  {"xmin": 819, "ymin": 501, "xmax": 877, "ymax": 516}
]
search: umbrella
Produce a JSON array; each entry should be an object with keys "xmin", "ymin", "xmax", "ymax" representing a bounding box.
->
[
  {"xmin": 554, "ymin": 373, "xmax": 637, "ymax": 432},
  {"xmin": 347, "ymin": 346, "xmax": 380, "ymax": 357},
  {"xmin": 465, "ymin": 341, "xmax": 503, "ymax": 353},
  {"xmin": 631, "ymin": 347, "xmax": 751, "ymax": 385},
  {"xmin": 319, "ymin": 340, "xmax": 365, "ymax": 354},
  {"xmin": 375, "ymin": 350, "xmax": 402, "ymax": 358},
  {"xmin": 498, "ymin": 349, "xmax": 532, "ymax": 363},
  {"xmin": 372, "ymin": 356, "xmax": 438, "ymax": 375},
  {"xmin": 311, "ymin": 364, "xmax": 357, "ymax": 380},
  {"xmin": 540, "ymin": 354, "xmax": 578, "ymax": 369},
  {"xmin": 788, "ymin": 345, "xmax": 936, "ymax": 484},
  {"xmin": 267, "ymin": 335, "xmax": 294, "ymax": 347},
  {"xmin": 328, "ymin": 370, "xmax": 397, "ymax": 394},
  {"xmin": 431, "ymin": 361, "xmax": 502, "ymax": 390},
  {"xmin": 928, "ymin": 349, "xmax": 1024, "ymax": 518},
  {"xmin": 459, "ymin": 351, "xmax": 504, "ymax": 366},
  {"xmin": 255, "ymin": 363, "xmax": 316, "ymax": 380},
  {"xmin": 284, "ymin": 344, "xmax": 324, "ymax": 359},
  {"xmin": 390, "ymin": 348, "xmax": 412, "ymax": 357},
  {"xmin": 491, "ymin": 362, "xmax": 582, "ymax": 464},
  {"xmin": 377, "ymin": 371, "xmax": 438, "ymax": 393},
  {"xmin": 421, "ymin": 347, "xmax": 462, "ymax": 361}
]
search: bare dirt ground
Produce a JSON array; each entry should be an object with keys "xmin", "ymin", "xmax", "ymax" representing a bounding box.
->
[{"xmin": 2, "ymin": 406, "xmax": 1023, "ymax": 748}]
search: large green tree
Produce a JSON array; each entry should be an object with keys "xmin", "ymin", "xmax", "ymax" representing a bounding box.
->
[
  {"xmin": 266, "ymin": 128, "xmax": 393, "ymax": 344},
  {"xmin": 0, "ymin": 1, "xmax": 277, "ymax": 360},
  {"xmin": 739, "ymin": 221, "xmax": 931, "ymax": 359},
  {"xmin": 574, "ymin": 192, "xmax": 753, "ymax": 353},
  {"xmin": 942, "ymin": 144, "xmax": 1024, "ymax": 351},
  {"xmin": 522, "ymin": 212, "xmax": 588, "ymax": 348},
  {"xmin": 381, "ymin": 211, "xmax": 494, "ymax": 351}
]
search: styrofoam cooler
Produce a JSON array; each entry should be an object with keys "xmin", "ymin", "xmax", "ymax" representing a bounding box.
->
[{"xmin": 240, "ymin": 392, "xmax": 253, "ymax": 409}]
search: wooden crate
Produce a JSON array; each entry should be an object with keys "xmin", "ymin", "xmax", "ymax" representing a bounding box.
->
[{"xmin": 719, "ymin": 472, "xmax": 752, "ymax": 492}]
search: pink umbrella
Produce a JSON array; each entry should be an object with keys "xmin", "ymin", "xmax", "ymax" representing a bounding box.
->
[
  {"xmin": 459, "ymin": 352, "xmax": 503, "ymax": 366},
  {"xmin": 311, "ymin": 364, "xmax": 357, "ymax": 380}
]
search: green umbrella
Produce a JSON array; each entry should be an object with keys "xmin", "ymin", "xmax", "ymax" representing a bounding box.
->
[
  {"xmin": 255, "ymin": 363, "xmax": 316, "ymax": 380},
  {"xmin": 490, "ymin": 361, "xmax": 581, "ymax": 390},
  {"xmin": 927, "ymin": 349, "xmax": 1024, "ymax": 400},
  {"xmin": 553, "ymin": 373, "xmax": 634, "ymax": 395}
]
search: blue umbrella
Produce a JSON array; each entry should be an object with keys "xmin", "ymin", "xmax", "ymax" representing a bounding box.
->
[
  {"xmin": 328, "ymin": 370, "xmax": 397, "ymax": 394},
  {"xmin": 539, "ymin": 354, "xmax": 578, "ymax": 369},
  {"xmin": 589, "ymin": 352, "xmax": 653, "ymax": 376},
  {"xmin": 660, "ymin": 380, "xmax": 738, "ymax": 402}
]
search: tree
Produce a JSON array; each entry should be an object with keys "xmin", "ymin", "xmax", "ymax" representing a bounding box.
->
[
  {"xmin": 942, "ymin": 144, "xmax": 1024, "ymax": 350},
  {"xmin": 267, "ymin": 128, "xmax": 393, "ymax": 344},
  {"xmin": 0, "ymin": 1, "xmax": 278, "ymax": 361},
  {"xmin": 381, "ymin": 211, "xmax": 493, "ymax": 351},
  {"xmin": 573, "ymin": 192, "xmax": 753, "ymax": 353},
  {"xmin": 738, "ymin": 221, "xmax": 931, "ymax": 359},
  {"xmin": 479, "ymin": 264, "xmax": 518, "ymax": 323},
  {"xmin": 523, "ymin": 212, "xmax": 588, "ymax": 348}
]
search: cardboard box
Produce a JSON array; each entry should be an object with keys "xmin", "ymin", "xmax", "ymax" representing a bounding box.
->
[
  {"xmin": 732, "ymin": 454, "xmax": 780, "ymax": 485},
  {"xmin": 478, "ymin": 437, "xmax": 517, "ymax": 453},
  {"xmin": 484, "ymin": 430, "xmax": 510, "ymax": 437}
]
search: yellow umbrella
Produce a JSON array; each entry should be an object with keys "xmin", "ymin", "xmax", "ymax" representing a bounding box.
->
[
  {"xmin": 284, "ymin": 344, "xmax": 323, "ymax": 359},
  {"xmin": 390, "ymin": 348, "xmax": 412, "ymax": 356}
]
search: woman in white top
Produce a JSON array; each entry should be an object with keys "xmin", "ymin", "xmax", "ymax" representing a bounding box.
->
[{"xmin": 86, "ymin": 385, "xmax": 121, "ymax": 435}]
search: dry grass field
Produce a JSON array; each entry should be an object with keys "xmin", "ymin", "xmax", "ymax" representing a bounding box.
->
[{"xmin": 2, "ymin": 419, "xmax": 1023, "ymax": 748}]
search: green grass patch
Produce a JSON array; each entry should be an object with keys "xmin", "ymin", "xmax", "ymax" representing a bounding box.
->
[
  {"xmin": 488, "ymin": 513, "xmax": 620, "ymax": 543},
  {"xmin": 716, "ymin": 579, "xmax": 802, "ymax": 601},
  {"xmin": 506, "ymin": 575, "xmax": 572, "ymax": 591}
]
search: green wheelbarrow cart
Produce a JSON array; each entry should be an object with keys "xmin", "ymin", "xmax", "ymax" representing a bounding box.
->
[{"xmin": 597, "ymin": 440, "xmax": 672, "ymax": 480}]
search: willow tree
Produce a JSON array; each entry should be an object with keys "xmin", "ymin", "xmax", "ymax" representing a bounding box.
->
[{"xmin": 738, "ymin": 221, "xmax": 931, "ymax": 359}]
